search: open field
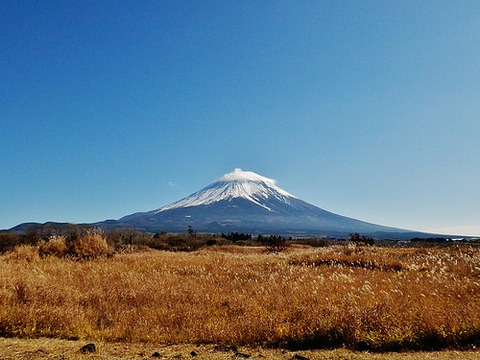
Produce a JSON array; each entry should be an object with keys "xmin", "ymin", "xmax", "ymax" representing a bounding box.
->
[{"xmin": 0, "ymin": 242, "xmax": 479, "ymax": 354}]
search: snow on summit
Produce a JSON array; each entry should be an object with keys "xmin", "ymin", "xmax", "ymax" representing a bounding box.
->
[
  {"xmin": 157, "ymin": 168, "xmax": 296, "ymax": 212},
  {"xmin": 220, "ymin": 168, "xmax": 276, "ymax": 183}
]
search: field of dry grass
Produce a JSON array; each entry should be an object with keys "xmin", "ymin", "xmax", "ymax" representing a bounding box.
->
[{"xmin": 0, "ymin": 242, "xmax": 479, "ymax": 354}]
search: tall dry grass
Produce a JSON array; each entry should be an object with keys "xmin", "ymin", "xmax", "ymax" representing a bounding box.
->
[{"xmin": 0, "ymin": 244, "xmax": 478, "ymax": 351}]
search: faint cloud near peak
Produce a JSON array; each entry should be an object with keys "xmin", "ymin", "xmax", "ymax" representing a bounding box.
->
[{"xmin": 168, "ymin": 181, "xmax": 177, "ymax": 187}]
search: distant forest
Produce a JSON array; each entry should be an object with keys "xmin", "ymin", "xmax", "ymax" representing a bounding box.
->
[{"xmin": 0, "ymin": 222, "xmax": 474, "ymax": 258}]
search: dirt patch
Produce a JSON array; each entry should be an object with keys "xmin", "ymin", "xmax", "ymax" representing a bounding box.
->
[{"xmin": 0, "ymin": 338, "xmax": 479, "ymax": 360}]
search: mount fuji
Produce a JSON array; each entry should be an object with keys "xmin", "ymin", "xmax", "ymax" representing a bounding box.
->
[{"xmin": 94, "ymin": 168, "xmax": 426, "ymax": 239}]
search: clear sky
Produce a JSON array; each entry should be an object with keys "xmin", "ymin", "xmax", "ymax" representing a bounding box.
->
[{"xmin": 1, "ymin": 1, "xmax": 479, "ymax": 235}]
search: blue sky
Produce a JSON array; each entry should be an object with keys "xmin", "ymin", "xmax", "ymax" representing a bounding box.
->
[{"xmin": 1, "ymin": 1, "xmax": 479, "ymax": 235}]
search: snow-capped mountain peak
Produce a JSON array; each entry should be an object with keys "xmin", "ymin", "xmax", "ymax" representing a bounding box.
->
[
  {"xmin": 156, "ymin": 168, "xmax": 296, "ymax": 212},
  {"xmin": 106, "ymin": 168, "xmax": 419, "ymax": 238},
  {"xmin": 219, "ymin": 168, "xmax": 276, "ymax": 183}
]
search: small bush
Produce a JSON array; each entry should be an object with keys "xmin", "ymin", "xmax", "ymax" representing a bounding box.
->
[
  {"xmin": 38, "ymin": 236, "xmax": 68, "ymax": 258},
  {"xmin": 68, "ymin": 229, "xmax": 113, "ymax": 259},
  {"xmin": 349, "ymin": 232, "xmax": 375, "ymax": 246},
  {"xmin": 149, "ymin": 232, "xmax": 220, "ymax": 251},
  {"xmin": 4, "ymin": 245, "xmax": 39, "ymax": 262},
  {"xmin": 262, "ymin": 235, "xmax": 289, "ymax": 253},
  {"xmin": 0, "ymin": 233, "xmax": 20, "ymax": 252},
  {"xmin": 106, "ymin": 228, "xmax": 152, "ymax": 249}
]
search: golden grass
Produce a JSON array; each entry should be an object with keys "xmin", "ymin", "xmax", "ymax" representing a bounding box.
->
[{"xmin": 0, "ymin": 244, "xmax": 479, "ymax": 352}]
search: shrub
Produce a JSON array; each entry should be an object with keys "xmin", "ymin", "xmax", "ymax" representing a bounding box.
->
[
  {"xmin": 221, "ymin": 232, "xmax": 252, "ymax": 242},
  {"xmin": 301, "ymin": 238, "xmax": 331, "ymax": 247},
  {"xmin": 262, "ymin": 235, "xmax": 288, "ymax": 253},
  {"xmin": 149, "ymin": 232, "xmax": 220, "ymax": 251},
  {"xmin": 67, "ymin": 229, "xmax": 113, "ymax": 259},
  {"xmin": 0, "ymin": 233, "xmax": 20, "ymax": 252},
  {"xmin": 106, "ymin": 228, "xmax": 152, "ymax": 250},
  {"xmin": 349, "ymin": 232, "xmax": 375, "ymax": 246},
  {"xmin": 4, "ymin": 245, "xmax": 39, "ymax": 262},
  {"xmin": 38, "ymin": 236, "xmax": 68, "ymax": 258}
]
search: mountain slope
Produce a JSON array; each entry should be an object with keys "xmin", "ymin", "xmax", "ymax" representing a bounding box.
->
[{"xmin": 97, "ymin": 168, "xmax": 422, "ymax": 238}]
